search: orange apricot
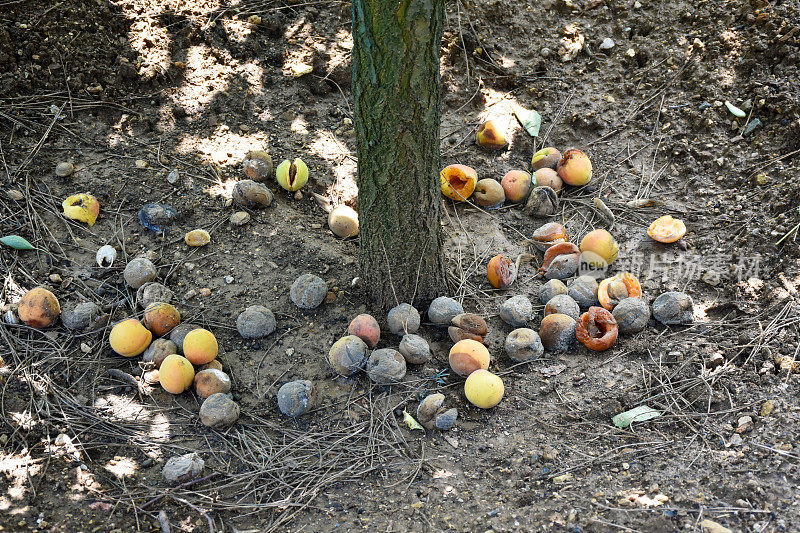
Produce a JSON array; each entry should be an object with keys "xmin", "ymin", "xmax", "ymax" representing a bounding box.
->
[
  {"xmin": 647, "ymin": 215, "xmax": 686, "ymax": 243},
  {"xmin": 159, "ymin": 354, "xmax": 195, "ymax": 394},
  {"xmin": 476, "ymin": 120, "xmax": 507, "ymax": 150},
  {"xmin": 142, "ymin": 302, "xmax": 181, "ymax": 337},
  {"xmin": 449, "ymin": 339, "xmax": 490, "ymax": 377},
  {"xmin": 556, "ymin": 149, "xmax": 592, "ymax": 186},
  {"xmin": 501, "ymin": 170, "xmax": 532, "ymax": 203},
  {"xmin": 531, "ymin": 147, "xmax": 561, "ymax": 171},
  {"xmin": 579, "ymin": 229, "xmax": 619, "ymax": 267},
  {"xmin": 109, "ymin": 318, "xmax": 153, "ymax": 357},
  {"xmin": 533, "ymin": 168, "xmax": 563, "ymax": 193},
  {"xmin": 440, "ymin": 164, "xmax": 478, "ymax": 201},
  {"xmin": 576, "ymin": 306, "xmax": 618, "ymax": 351},
  {"xmin": 17, "ymin": 287, "xmax": 61, "ymax": 328},
  {"xmin": 597, "ymin": 273, "xmax": 642, "ymax": 311},
  {"xmin": 182, "ymin": 328, "xmax": 218, "ymax": 365},
  {"xmin": 348, "ymin": 314, "xmax": 380, "ymax": 348},
  {"xmin": 487, "ymin": 254, "xmax": 517, "ymax": 289}
]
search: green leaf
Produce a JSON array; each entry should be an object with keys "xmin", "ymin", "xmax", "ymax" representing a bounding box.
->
[
  {"xmin": 0, "ymin": 235, "xmax": 35, "ymax": 250},
  {"xmin": 402, "ymin": 410, "xmax": 424, "ymax": 431},
  {"xmin": 612, "ymin": 405, "xmax": 661, "ymax": 428},
  {"xmin": 514, "ymin": 105, "xmax": 542, "ymax": 138},
  {"xmin": 724, "ymin": 100, "xmax": 746, "ymax": 118}
]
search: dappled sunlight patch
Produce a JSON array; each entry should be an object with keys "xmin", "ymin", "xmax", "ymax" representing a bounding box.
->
[
  {"xmin": 0, "ymin": 455, "xmax": 42, "ymax": 510},
  {"xmin": 126, "ymin": 20, "xmax": 172, "ymax": 80},
  {"xmin": 291, "ymin": 115, "xmax": 310, "ymax": 136},
  {"xmin": 176, "ymin": 44, "xmax": 233, "ymax": 115},
  {"xmin": 206, "ymin": 178, "xmax": 239, "ymax": 200},
  {"xmin": 308, "ymin": 130, "xmax": 357, "ymax": 203},
  {"xmin": 477, "ymin": 87, "xmax": 524, "ymax": 143},
  {"xmin": 104, "ymin": 456, "xmax": 138, "ymax": 479},
  {"xmin": 176, "ymin": 129, "xmax": 269, "ymax": 167}
]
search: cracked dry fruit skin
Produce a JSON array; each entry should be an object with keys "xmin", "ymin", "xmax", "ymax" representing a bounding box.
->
[
  {"xmin": 242, "ymin": 150, "xmax": 273, "ymax": 182},
  {"xmin": 448, "ymin": 313, "xmax": 488, "ymax": 344},
  {"xmin": 576, "ymin": 306, "xmax": 619, "ymax": 351},
  {"xmin": 579, "ymin": 229, "xmax": 619, "ymax": 267},
  {"xmin": 476, "ymin": 120, "xmax": 507, "ymax": 150},
  {"xmin": 648, "ymin": 215, "xmax": 686, "ymax": 243},
  {"xmin": 598, "ymin": 273, "xmax": 642, "ymax": 311},
  {"xmin": 440, "ymin": 164, "xmax": 477, "ymax": 201},
  {"xmin": 556, "ymin": 148, "xmax": 592, "ymax": 186},
  {"xmin": 109, "ymin": 318, "xmax": 152, "ymax": 357},
  {"xmin": 487, "ymin": 254, "xmax": 517, "ymax": 289},
  {"xmin": 464, "ymin": 369, "xmax": 504, "ymax": 409},
  {"xmin": 449, "ymin": 339, "xmax": 490, "ymax": 377},
  {"xmin": 275, "ymin": 158, "xmax": 309, "ymax": 192},
  {"xmin": 531, "ymin": 222, "xmax": 568, "ymax": 251},
  {"xmin": 18, "ymin": 287, "xmax": 61, "ymax": 328},
  {"xmin": 62, "ymin": 193, "xmax": 100, "ymax": 226},
  {"xmin": 159, "ymin": 354, "xmax": 195, "ymax": 394}
]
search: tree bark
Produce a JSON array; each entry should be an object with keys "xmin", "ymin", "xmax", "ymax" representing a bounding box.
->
[{"xmin": 352, "ymin": 0, "xmax": 446, "ymax": 310}]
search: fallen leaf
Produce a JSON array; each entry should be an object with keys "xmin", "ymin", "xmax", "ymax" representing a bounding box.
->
[
  {"xmin": 612, "ymin": 405, "xmax": 661, "ymax": 428},
  {"xmin": 513, "ymin": 105, "xmax": 542, "ymax": 138},
  {"xmin": 402, "ymin": 410, "xmax": 424, "ymax": 431},
  {"xmin": 0, "ymin": 235, "xmax": 35, "ymax": 250}
]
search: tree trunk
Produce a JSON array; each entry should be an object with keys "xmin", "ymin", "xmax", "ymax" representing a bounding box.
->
[{"xmin": 352, "ymin": 0, "xmax": 446, "ymax": 310}]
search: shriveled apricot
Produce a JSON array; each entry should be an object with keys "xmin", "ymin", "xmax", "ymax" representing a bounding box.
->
[
  {"xmin": 576, "ymin": 306, "xmax": 618, "ymax": 351},
  {"xmin": 448, "ymin": 313, "xmax": 488, "ymax": 344},
  {"xmin": 440, "ymin": 164, "xmax": 477, "ymax": 201},
  {"xmin": 109, "ymin": 318, "xmax": 152, "ymax": 357},
  {"xmin": 182, "ymin": 328, "xmax": 218, "ymax": 365},
  {"xmin": 487, "ymin": 254, "xmax": 517, "ymax": 289},
  {"xmin": 647, "ymin": 215, "xmax": 686, "ymax": 243},
  {"xmin": 598, "ymin": 273, "xmax": 642, "ymax": 311},
  {"xmin": 159, "ymin": 354, "xmax": 195, "ymax": 394},
  {"xmin": 449, "ymin": 339, "xmax": 490, "ymax": 377},
  {"xmin": 18, "ymin": 287, "xmax": 61, "ymax": 328},
  {"xmin": 531, "ymin": 222, "xmax": 568, "ymax": 251},
  {"xmin": 539, "ymin": 242, "xmax": 580, "ymax": 280},
  {"xmin": 142, "ymin": 302, "xmax": 181, "ymax": 337}
]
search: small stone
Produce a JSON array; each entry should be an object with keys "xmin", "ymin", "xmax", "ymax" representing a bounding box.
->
[
  {"xmin": 743, "ymin": 118, "xmax": 762, "ymax": 136},
  {"xmin": 225, "ymin": 275, "xmax": 234, "ymax": 284},
  {"xmin": 199, "ymin": 393, "xmax": 240, "ymax": 428},
  {"xmin": 55, "ymin": 162, "xmax": 75, "ymax": 177},
  {"xmin": 427, "ymin": 296, "xmax": 464, "ymax": 326},
  {"xmin": 290, "ymin": 273, "xmax": 327, "ymax": 309},
  {"xmin": 123, "ymin": 257, "xmax": 157, "ymax": 289},
  {"xmin": 366, "ymin": 348, "xmax": 407, "ymax": 383},
  {"xmin": 499, "ymin": 295, "xmax": 532, "ymax": 327},
  {"xmin": 199, "ymin": 288, "xmax": 212, "ymax": 297},
  {"xmin": 387, "ymin": 303, "xmax": 420, "ymax": 335},
  {"xmin": 135, "ymin": 159, "xmax": 147, "ymax": 168},
  {"xmin": 138, "ymin": 203, "xmax": 178, "ymax": 232},
  {"xmin": 236, "ymin": 306, "xmax": 276, "ymax": 338},
  {"xmin": 760, "ymin": 400, "xmax": 775, "ymax": 417},
  {"xmin": 167, "ymin": 169, "xmax": 180, "ymax": 184},
  {"xmin": 701, "ymin": 519, "xmax": 733, "ymax": 533},
  {"xmin": 230, "ymin": 211, "xmax": 251, "ymax": 226},
  {"xmin": 61, "ymin": 301, "xmax": 100, "ymax": 331},
  {"xmin": 49, "ymin": 273, "xmax": 62, "ymax": 283},
  {"xmin": 54, "ymin": 433, "xmax": 72, "ymax": 446},
  {"xmin": 7, "ymin": 189, "xmax": 24, "ymax": 201},
  {"xmin": 702, "ymin": 271, "xmax": 721, "ymax": 286},
  {"xmin": 755, "ymin": 173, "xmax": 769, "ymax": 185},
  {"xmin": 708, "ymin": 352, "xmax": 724, "ymax": 369},
  {"xmin": 398, "ymin": 334, "xmax": 430, "ymax": 365},
  {"xmin": 290, "ymin": 63, "xmax": 313, "ymax": 77},
  {"xmin": 277, "ymin": 380, "xmax": 315, "ymax": 417},
  {"xmin": 162, "ymin": 452, "xmax": 204, "ymax": 484},
  {"xmin": 736, "ymin": 415, "xmax": 753, "ymax": 433},
  {"xmin": 80, "ymin": 342, "xmax": 92, "ymax": 353},
  {"xmin": 599, "ymin": 37, "xmax": 615, "ymax": 50}
]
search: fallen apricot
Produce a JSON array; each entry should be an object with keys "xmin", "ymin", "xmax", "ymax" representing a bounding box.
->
[
  {"xmin": 612, "ymin": 297, "xmax": 650, "ymax": 334},
  {"xmin": 109, "ymin": 318, "xmax": 152, "ymax": 357},
  {"xmin": 184, "ymin": 229, "xmax": 211, "ymax": 247},
  {"xmin": 539, "ymin": 242, "xmax": 580, "ymax": 280},
  {"xmin": 531, "ymin": 222, "xmax": 568, "ymax": 251},
  {"xmin": 464, "ymin": 369, "xmax": 504, "ymax": 409},
  {"xmin": 143, "ymin": 302, "xmax": 181, "ymax": 337},
  {"xmin": 473, "ymin": 178, "xmax": 505, "ymax": 208},
  {"xmin": 276, "ymin": 158, "xmax": 309, "ymax": 192},
  {"xmin": 182, "ymin": 328, "xmax": 218, "ymax": 365},
  {"xmin": 598, "ymin": 273, "xmax": 642, "ymax": 311},
  {"xmin": 501, "ymin": 170, "xmax": 532, "ymax": 203},
  {"xmin": 328, "ymin": 335, "xmax": 368, "ymax": 376},
  {"xmin": 576, "ymin": 306, "xmax": 618, "ymax": 351},
  {"xmin": 476, "ymin": 120, "xmax": 507, "ymax": 150},
  {"xmin": 648, "ymin": 215, "xmax": 686, "ymax": 243},
  {"xmin": 440, "ymin": 164, "xmax": 477, "ymax": 201},
  {"xmin": 544, "ymin": 294, "xmax": 580, "ymax": 321},
  {"xmin": 328, "ymin": 205, "xmax": 360, "ymax": 238},
  {"xmin": 531, "ymin": 147, "xmax": 561, "ymax": 171},
  {"xmin": 533, "ymin": 168, "xmax": 563, "ymax": 193},
  {"xmin": 159, "ymin": 354, "xmax": 195, "ymax": 394},
  {"xmin": 523, "ymin": 186, "xmax": 559, "ymax": 217},
  {"xmin": 194, "ymin": 368, "xmax": 231, "ymax": 398},
  {"xmin": 487, "ymin": 254, "xmax": 517, "ymax": 289},
  {"xmin": 18, "ymin": 287, "xmax": 60, "ymax": 328},
  {"xmin": 62, "ymin": 193, "xmax": 100, "ymax": 226},
  {"xmin": 557, "ymin": 149, "xmax": 592, "ymax": 186},
  {"xmin": 579, "ymin": 229, "xmax": 619, "ymax": 267},
  {"xmin": 449, "ymin": 339, "xmax": 490, "ymax": 377},
  {"xmin": 242, "ymin": 150, "xmax": 273, "ymax": 181},
  {"xmin": 539, "ymin": 313, "xmax": 576, "ymax": 353},
  {"xmin": 448, "ymin": 313, "xmax": 488, "ymax": 344},
  {"xmin": 348, "ymin": 314, "xmax": 380, "ymax": 348}
]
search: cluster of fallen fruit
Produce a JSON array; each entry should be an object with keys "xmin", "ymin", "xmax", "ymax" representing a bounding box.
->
[{"xmin": 6, "ymin": 120, "xmax": 697, "ymax": 433}]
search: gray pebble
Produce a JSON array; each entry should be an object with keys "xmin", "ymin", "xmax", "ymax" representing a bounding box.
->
[
  {"xmin": 236, "ymin": 305, "xmax": 276, "ymax": 338},
  {"xmin": 290, "ymin": 273, "xmax": 327, "ymax": 309},
  {"xmin": 55, "ymin": 161, "xmax": 75, "ymax": 177},
  {"xmin": 277, "ymin": 380, "xmax": 315, "ymax": 417},
  {"xmin": 499, "ymin": 295, "xmax": 532, "ymax": 327}
]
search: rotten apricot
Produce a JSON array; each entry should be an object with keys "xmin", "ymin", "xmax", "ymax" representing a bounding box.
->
[
  {"xmin": 576, "ymin": 306, "xmax": 618, "ymax": 351},
  {"xmin": 440, "ymin": 164, "xmax": 477, "ymax": 202},
  {"xmin": 449, "ymin": 339, "xmax": 490, "ymax": 377},
  {"xmin": 487, "ymin": 254, "xmax": 517, "ymax": 289},
  {"xmin": 501, "ymin": 170, "xmax": 532, "ymax": 203},
  {"xmin": 17, "ymin": 287, "xmax": 61, "ymax": 328},
  {"xmin": 476, "ymin": 120, "xmax": 507, "ymax": 150},
  {"xmin": 598, "ymin": 273, "xmax": 642, "ymax": 311},
  {"xmin": 648, "ymin": 215, "xmax": 686, "ymax": 243}
]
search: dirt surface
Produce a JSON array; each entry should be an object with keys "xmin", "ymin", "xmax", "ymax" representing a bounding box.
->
[{"xmin": 1, "ymin": 0, "xmax": 800, "ymax": 531}]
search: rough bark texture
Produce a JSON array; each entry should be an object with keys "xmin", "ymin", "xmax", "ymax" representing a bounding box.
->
[{"xmin": 352, "ymin": 0, "xmax": 446, "ymax": 310}]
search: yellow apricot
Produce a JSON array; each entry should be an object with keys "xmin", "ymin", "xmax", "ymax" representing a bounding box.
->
[
  {"xmin": 440, "ymin": 164, "xmax": 477, "ymax": 201},
  {"xmin": 182, "ymin": 328, "xmax": 218, "ymax": 365},
  {"xmin": 464, "ymin": 369, "xmax": 504, "ymax": 408},
  {"xmin": 449, "ymin": 339, "xmax": 490, "ymax": 377},
  {"xmin": 109, "ymin": 318, "xmax": 153, "ymax": 357},
  {"xmin": 159, "ymin": 354, "xmax": 195, "ymax": 394}
]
